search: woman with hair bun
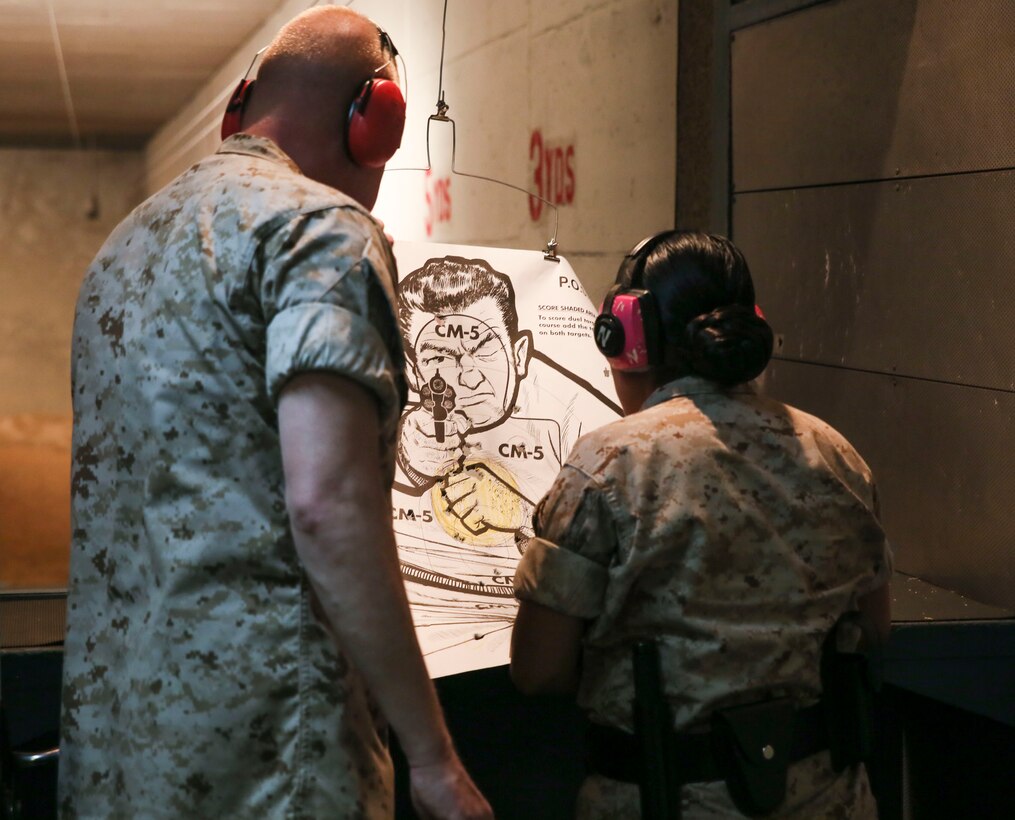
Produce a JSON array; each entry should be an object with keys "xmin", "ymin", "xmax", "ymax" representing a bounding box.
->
[{"xmin": 510, "ymin": 230, "xmax": 890, "ymax": 819}]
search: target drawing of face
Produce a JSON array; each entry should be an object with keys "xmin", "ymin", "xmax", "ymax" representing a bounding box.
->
[
  {"xmin": 399, "ymin": 259, "xmax": 532, "ymax": 433},
  {"xmin": 408, "ymin": 299, "xmax": 530, "ymax": 431}
]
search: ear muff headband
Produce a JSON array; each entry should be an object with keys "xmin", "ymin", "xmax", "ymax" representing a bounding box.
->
[
  {"xmin": 615, "ymin": 232, "xmax": 669, "ymax": 290},
  {"xmin": 221, "ymin": 79, "xmax": 254, "ymax": 141},
  {"xmin": 219, "ymin": 72, "xmax": 406, "ymax": 171},
  {"xmin": 347, "ymin": 78, "xmax": 407, "ymax": 168}
]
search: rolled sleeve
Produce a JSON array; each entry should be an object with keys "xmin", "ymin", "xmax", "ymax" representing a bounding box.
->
[
  {"xmin": 513, "ymin": 465, "xmax": 617, "ymax": 619},
  {"xmin": 258, "ymin": 208, "xmax": 406, "ymax": 417},
  {"xmin": 514, "ymin": 537, "xmax": 608, "ymax": 618},
  {"xmin": 266, "ymin": 301, "xmax": 400, "ymax": 413}
]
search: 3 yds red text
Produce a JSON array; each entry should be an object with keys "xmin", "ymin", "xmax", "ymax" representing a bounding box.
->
[
  {"xmin": 529, "ymin": 130, "xmax": 575, "ymax": 221},
  {"xmin": 425, "ymin": 169, "xmax": 452, "ymax": 237}
]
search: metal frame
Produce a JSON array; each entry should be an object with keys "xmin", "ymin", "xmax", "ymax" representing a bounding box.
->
[
  {"xmin": 729, "ymin": 0, "xmax": 835, "ymax": 31},
  {"xmin": 709, "ymin": 1, "xmax": 732, "ymax": 235},
  {"xmin": 708, "ymin": 0, "xmax": 838, "ymax": 236}
]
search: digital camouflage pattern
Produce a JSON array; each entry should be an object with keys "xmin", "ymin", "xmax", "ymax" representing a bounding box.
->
[
  {"xmin": 514, "ymin": 376, "xmax": 890, "ymax": 818},
  {"xmin": 60, "ymin": 134, "xmax": 406, "ymax": 819}
]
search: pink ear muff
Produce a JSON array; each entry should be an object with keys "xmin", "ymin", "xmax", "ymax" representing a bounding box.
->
[
  {"xmin": 605, "ymin": 293, "xmax": 652, "ymax": 371},
  {"xmin": 221, "ymin": 79, "xmax": 254, "ymax": 141},
  {"xmin": 594, "ymin": 289, "xmax": 655, "ymax": 372},
  {"xmin": 347, "ymin": 78, "xmax": 407, "ymax": 168}
]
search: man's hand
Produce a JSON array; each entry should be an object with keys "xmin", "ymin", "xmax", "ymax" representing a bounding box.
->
[
  {"xmin": 410, "ymin": 755, "xmax": 493, "ymax": 820},
  {"xmin": 399, "ymin": 406, "xmax": 468, "ymax": 478}
]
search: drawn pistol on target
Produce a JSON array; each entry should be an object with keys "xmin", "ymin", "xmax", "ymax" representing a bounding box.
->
[{"xmin": 421, "ymin": 371, "xmax": 457, "ymax": 443}]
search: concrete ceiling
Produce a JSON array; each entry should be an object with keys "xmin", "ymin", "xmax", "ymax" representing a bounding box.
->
[{"xmin": 0, "ymin": 0, "xmax": 286, "ymax": 149}]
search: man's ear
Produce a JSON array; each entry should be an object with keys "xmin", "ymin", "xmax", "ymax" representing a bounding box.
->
[{"xmin": 513, "ymin": 330, "xmax": 533, "ymax": 379}]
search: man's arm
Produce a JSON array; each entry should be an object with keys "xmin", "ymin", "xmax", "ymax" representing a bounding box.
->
[{"xmin": 278, "ymin": 372, "xmax": 490, "ymax": 820}]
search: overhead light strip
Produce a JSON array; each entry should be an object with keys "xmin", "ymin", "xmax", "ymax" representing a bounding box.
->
[{"xmin": 45, "ymin": 0, "xmax": 81, "ymax": 148}]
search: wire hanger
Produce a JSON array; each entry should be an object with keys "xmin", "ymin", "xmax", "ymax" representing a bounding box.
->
[{"xmin": 387, "ymin": 0, "xmax": 561, "ymax": 262}]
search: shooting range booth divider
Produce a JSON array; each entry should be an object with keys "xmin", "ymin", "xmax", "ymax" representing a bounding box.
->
[
  {"xmin": 874, "ymin": 573, "xmax": 1015, "ymax": 819},
  {"xmin": 1, "ymin": 589, "xmax": 66, "ymax": 820}
]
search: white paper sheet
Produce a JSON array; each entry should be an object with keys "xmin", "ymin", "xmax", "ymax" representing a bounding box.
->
[{"xmin": 390, "ymin": 241, "xmax": 622, "ymax": 678}]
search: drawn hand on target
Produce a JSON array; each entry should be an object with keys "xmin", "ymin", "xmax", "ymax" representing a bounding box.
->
[
  {"xmin": 439, "ymin": 463, "xmax": 535, "ymax": 535},
  {"xmin": 397, "ymin": 405, "xmax": 470, "ymax": 479}
]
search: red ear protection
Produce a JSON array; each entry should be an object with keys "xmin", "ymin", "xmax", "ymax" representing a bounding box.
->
[
  {"xmin": 221, "ymin": 78, "xmax": 255, "ymax": 141},
  {"xmin": 347, "ymin": 78, "xmax": 406, "ymax": 168},
  {"xmin": 220, "ymin": 74, "xmax": 406, "ymax": 169},
  {"xmin": 222, "ymin": 27, "xmax": 405, "ymax": 160}
]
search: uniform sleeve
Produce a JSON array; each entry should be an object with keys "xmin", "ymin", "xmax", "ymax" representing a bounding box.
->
[
  {"xmin": 813, "ymin": 422, "xmax": 895, "ymax": 598},
  {"xmin": 513, "ymin": 464, "xmax": 616, "ymax": 619},
  {"xmin": 257, "ymin": 208, "xmax": 406, "ymax": 414},
  {"xmin": 857, "ymin": 481, "xmax": 895, "ymax": 595}
]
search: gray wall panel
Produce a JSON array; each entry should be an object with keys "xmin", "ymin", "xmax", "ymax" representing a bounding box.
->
[
  {"xmin": 763, "ymin": 360, "xmax": 1015, "ymax": 611},
  {"xmin": 731, "ymin": 0, "xmax": 1015, "ymax": 191},
  {"xmin": 734, "ymin": 170, "xmax": 1015, "ymax": 391}
]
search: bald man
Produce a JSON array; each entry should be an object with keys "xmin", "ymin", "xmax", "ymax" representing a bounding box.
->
[{"xmin": 60, "ymin": 7, "xmax": 490, "ymax": 819}]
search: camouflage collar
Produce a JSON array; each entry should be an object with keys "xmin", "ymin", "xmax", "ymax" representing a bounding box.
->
[
  {"xmin": 217, "ymin": 134, "xmax": 302, "ymax": 174},
  {"xmin": 642, "ymin": 375, "xmax": 756, "ymax": 410}
]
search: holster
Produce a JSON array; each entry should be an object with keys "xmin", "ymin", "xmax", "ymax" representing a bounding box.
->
[
  {"xmin": 632, "ymin": 642, "xmax": 681, "ymax": 820},
  {"xmin": 603, "ymin": 624, "xmax": 875, "ymax": 817},
  {"xmin": 821, "ymin": 628, "xmax": 876, "ymax": 771},
  {"xmin": 710, "ymin": 698, "xmax": 796, "ymax": 817}
]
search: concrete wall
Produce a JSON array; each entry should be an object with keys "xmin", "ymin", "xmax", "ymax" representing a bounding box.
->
[
  {"xmin": 0, "ymin": 148, "xmax": 143, "ymax": 589},
  {"xmin": 144, "ymin": 0, "xmax": 678, "ymax": 304},
  {"xmin": 0, "ymin": 149, "xmax": 143, "ymax": 417}
]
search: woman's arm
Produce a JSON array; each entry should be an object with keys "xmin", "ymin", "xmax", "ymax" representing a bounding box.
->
[
  {"xmin": 510, "ymin": 462, "xmax": 613, "ymax": 696},
  {"xmin": 510, "ymin": 599, "xmax": 587, "ymax": 696},
  {"xmin": 857, "ymin": 582, "xmax": 891, "ymax": 649}
]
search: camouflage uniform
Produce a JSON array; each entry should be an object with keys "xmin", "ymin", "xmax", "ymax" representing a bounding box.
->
[
  {"xmin": 60, "ymin": 134, "xmax": 406, "ymax": 819},
  {"xmin": 514, "ymin": 376, "xmax": 891, "ymax": 819}
]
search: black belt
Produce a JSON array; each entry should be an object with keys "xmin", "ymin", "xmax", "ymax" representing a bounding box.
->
[{"xmin": 586, "ymin": 701, "xmax": 829, "ymax": 785}]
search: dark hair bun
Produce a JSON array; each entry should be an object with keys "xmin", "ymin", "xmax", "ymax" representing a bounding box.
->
[{"xmin": 684, "ymin": 304, "xmax": 774, "ymax": 385}]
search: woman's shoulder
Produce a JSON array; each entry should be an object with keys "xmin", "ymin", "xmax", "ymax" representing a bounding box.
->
[
  {"xmin": 774, "ymin": 399, "xmax": 875, "ymax": 482},
  {"xmin": 564, "ymin": 397, "xmax": 714, "ymax": 475}
]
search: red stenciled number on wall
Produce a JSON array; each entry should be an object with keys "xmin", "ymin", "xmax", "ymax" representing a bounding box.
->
[
  {"xmin": 529, "ymin": 130, "xmax": 575, "ymax": 221},
  {"xmin": 424, "ymin": 169, "xmax": 452, "ymax": 237}
]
